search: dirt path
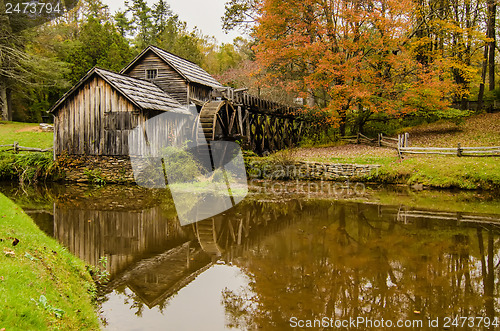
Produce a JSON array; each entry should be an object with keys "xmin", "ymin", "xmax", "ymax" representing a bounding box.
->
[
  {"xmin": 294, "ymin": 144, "xmax": 396, "ymax": 159},
  {"xmin": 15, "ymin": 125, "xmax": 42, "ymax": 133}
]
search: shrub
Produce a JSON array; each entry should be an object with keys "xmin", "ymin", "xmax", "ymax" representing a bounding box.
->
[
  {"xmin": 0, "ymin": 152, "xmax": 58, "ymax": 184},
  {"xmin": 162, "ymin": 146, "xmax": 202, "ymax": 183}
]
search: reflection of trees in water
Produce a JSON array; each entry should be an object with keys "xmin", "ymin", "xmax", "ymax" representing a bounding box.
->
[
  {"xmin": 221, "ymin": 201, "xmax": 500, "ymax": 330},
  {"xmin": 5, "ymin": 182, "xmax": 500, "ymax": 324}
]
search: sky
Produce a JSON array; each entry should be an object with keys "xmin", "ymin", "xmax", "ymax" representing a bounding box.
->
[{"xmin": 103, "ymin": 0, "xmax": 242, "ymax": 44}]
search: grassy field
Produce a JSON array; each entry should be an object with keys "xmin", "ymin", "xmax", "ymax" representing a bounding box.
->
[
  {"xmin": 0, "ymin": 193, "xmax": 100, "ymax": 330},
  {"xmin": 406, "ymin": 112, "xmax": 500, "ymax": 147},
  {"xmin": 267, "ymin": 112, "xmax": 500, "ymax": 190},
  {"xmin": 0, "ymin": 122, "xmax": 53, "ymax": 149}
]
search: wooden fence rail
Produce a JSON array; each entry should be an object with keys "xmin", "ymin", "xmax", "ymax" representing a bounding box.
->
[
  {"xmin": 399, "ymin": 145, "xmax": 500, "ymax": 157},
  {"xmin": 0, "ymin": 142, "xmax": 53, "ymax": 153},
  {"xmin": 339, "ymin": 132, "xmax": 499, "ymax": 157},
  {"xmin": 339, "ymin": 133, "xmax": 400, "ymax": 147},
  {"xmin": 396, "ymin": 208, "xmax": 500, "ymax": 226}
]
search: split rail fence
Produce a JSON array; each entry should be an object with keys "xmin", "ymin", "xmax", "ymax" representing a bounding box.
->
[
  {"xmin": 340, "ymin": 133, "xmax": 499, "ymax": 157},
  {"xmin": 0, "ymin": 142, "xmax": 53, "ymax": 153},
  {"xmin": 339, "ymin": 132, "xmax": 406, "ymax": 149}
]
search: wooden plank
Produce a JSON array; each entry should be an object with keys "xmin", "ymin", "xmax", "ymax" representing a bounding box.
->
[
  {"xmin": 399, "ymin": 147, "xmax": 457, "ymax": 151},
  {"xmin": 68, "ymin": 96, "xmax": 73, "ymax": 153},
  {"xmin": 79, "ymin": 84, "xmax": 85, "ymax": 154},
  {"xmin": 460, "ymin": 146, "xmax": 500, "ymax": 150},
  {"xmin": 400, "ymin": 151, "xmax": 457, "ymax": 155},
  {"xmin": 98, "ymin": 78, "xmax": 105, "ymax": 155},
  {"xmin": 125, "ymin": 52, "xmax": 188, "ymax": 105}
]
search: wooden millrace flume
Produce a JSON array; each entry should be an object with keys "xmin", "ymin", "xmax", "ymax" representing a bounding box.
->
[{"xmin": 194, "ymin": 95, "xmax": 309, "ymax": 156}]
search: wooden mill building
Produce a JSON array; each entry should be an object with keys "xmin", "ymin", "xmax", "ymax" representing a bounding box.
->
[
  {"xmin": 121, "ymin": 45, "xmax": 223, "ymax": 106},
  {"xmin": 49, "ymin": 45, "xmax": 223, "ymax": 157}
]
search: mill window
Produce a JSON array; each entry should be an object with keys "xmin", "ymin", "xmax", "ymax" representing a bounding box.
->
[{"xmin": 146, "ymin": 69, "xmax": 158, "ymax": 80}]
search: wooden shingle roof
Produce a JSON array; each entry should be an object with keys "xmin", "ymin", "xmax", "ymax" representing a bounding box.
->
[
  {"xmin": 49, "ymin": 67, "xmax": 190, "ymax": 114},
  {"xmin": 121, "ymin": 45, "xmax": 223, "ymax": 88}
]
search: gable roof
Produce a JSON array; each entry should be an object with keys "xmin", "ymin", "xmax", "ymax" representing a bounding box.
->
[
  {"xmin": 49, "ymin": 67, "xmax": 190, "ymax": 115},
  {"xmin": 121, "ymin": 45, "xmax": 223, "ymax": 88}
]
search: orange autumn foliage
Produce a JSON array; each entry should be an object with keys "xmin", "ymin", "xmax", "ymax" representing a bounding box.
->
[{"xmin": 253, "ymin": 0, "xmax": 457, "ymax": 129}]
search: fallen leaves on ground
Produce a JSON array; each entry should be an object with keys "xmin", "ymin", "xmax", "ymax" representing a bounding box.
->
[
  {"xmin": 407, "ymin": 113, "xmax": 500, "ymax": 147},
  {"xmin": 294, "ymin": 144, "xmax": 396, "ymax": 160},
  {"xmin": 3, "ymin": 248, "xmax": 15, "ymax": 257}
]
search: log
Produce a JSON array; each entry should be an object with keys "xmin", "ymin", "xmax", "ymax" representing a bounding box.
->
[
  {"xmin": 460, "ymin": 146, "xmax": 500, "ymax": 150},
  {"xmin": 399, "ymin": 151, "xmax": 457, "ymax": 155},
  {"xmin": 399, "ymin": 147, "xmax": 457, "ymax": 151},
  {"xmin": 462, "ymin": 149, "xmax": 500, "ymax": 155}
]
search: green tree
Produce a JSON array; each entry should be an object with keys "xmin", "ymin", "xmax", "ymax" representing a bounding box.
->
[
  {"xmin": 125, "ymin": 0, "xmax": 154, "ymax": 49},
  {"xmin": 0, "ymin": 0, "xmax": 74, "ymax": 121},
  {"xmin": 62, "ymin": 17, "xmax": 131, "ymax": 84},
  {"xmin": 152, "ymin": 0, "xmax": 172, "ymax": 36},
  {"xmin": 114, "ymin": 10, "xmax": 132, "ymax": 37},
  {"xmin": 156, "ymin": 16, "xmax": 204, "ymax": 65},
  {"xmin": 222, "ymin": 0, "xmax": 259, "ymax": 33}
]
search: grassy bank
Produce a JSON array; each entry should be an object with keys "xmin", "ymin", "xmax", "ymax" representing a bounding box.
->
[
  {"xmin": 255, "ymin": 113, "xmax": 500, "ymax": 190},
  {"xmin": 0, "ymin": 193, "xmax": 100, "ymax": 330},
  {"xmin": 247, "ymin": 153, "xmax": 500, "ymax": 190},
  {"xmin": 0, "ymin": 152, "xmax": 59, "ymax": 183},
  {"xmin": 0, "ymin": 122, "xmax": 59, "ymax": 183},
  {"xmin": 0, "ymin": 122, "xmax": 53, "ymax": 149},
  {"xmin": 368, "ymin": 156, "xmax": 500, "ymax": 190}
]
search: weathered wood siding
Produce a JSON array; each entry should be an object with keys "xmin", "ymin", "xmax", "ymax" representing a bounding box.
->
[
  {"xmin": 188, "ymin": 83, "xmax": 213, "ymax": 103},
  {"xmin": 53, "ymin": 204, "xmax": 189, "ymax": 276},
  {"xmin": 54, "ymin": 75, "xmax": 145, "ymax": 156},
  {"xmin": 123, "ymin": 51, "xmax": 189, "ymax": 105}
]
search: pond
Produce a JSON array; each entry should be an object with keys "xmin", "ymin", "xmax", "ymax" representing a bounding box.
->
[{"xmin": 1, "ymin": 182, "xmax": 500, "ymax": 330}]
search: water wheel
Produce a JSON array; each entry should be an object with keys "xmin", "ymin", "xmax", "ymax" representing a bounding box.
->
[
  {"xmin": 195, "ymin": 100, "xmax": 242, "ymax": 143},
  {"xmin": 193, "ymin": 219, "xmax": 224, "ymax": 257}
]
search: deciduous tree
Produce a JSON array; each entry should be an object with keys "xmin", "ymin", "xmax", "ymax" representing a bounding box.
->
[{"xmin": 253, "ymin": 0, "xmax": 456, "ymax": 134}]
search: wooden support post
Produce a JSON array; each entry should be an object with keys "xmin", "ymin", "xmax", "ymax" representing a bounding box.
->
[
  {"xmin": 378, "ymin": 133, "xmax": 381, "ymax": 147},
  {"xmin": 237, "ymin": 106, "xmax": 243, "ymax": 137},
  {"xmin": 397, "ymin": 135, "xmax": 402, "ymax": 158},
  {"xmin": 13, "ymin": 141, "xmax": 18, "ymax": 154},
  {"xmin": 186, "ymin": 241, "xmax": 190, "ymax": 269},
  {"xmin": 405, "ymin": 132, "xmax": 409, "ymax": 147},
  {"xmin": 457, "ymin": 143, "xmax": 462, "ymax": 157},
  {"xmin": 356, "ymin": 132, "xmax": 360, "ymax": 144}
]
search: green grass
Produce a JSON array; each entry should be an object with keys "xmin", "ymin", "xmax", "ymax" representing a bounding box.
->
[
  {"xmin": 0, "ymin": 121, "xmax": 53, "ymax": 149},
  {"xmin": 364, "ymin": 156, "xmax": 500, "ymax": 190},
  {"xmin": 325, "ymin": 156, "xmax": 395, "ymax": 165},
  {"xmin": 261, "ymin": 113, "xmax": 500, "ymax": 190},
  {"xmin": 365, "ymin": 188, "xmax": 500, "ymax": 215},
  {"xmin": 0, "ymin": 152, "xmax": 58, "ymax": 183},
  {"xmin": 0, "ymin": 193, "xmax": 100, "ymax": 330}
]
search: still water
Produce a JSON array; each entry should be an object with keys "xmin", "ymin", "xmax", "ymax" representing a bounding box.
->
[{"xmin": 2, "ymin": 182, "xmax": 500, "ymax": 330}]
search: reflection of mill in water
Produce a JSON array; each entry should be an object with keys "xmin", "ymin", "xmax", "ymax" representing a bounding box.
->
[
  {"xmin": 53, "ymin": 194, "xmax": 297, "ymax": 309},
  {"xmin": 194, "ymin": 219, "xmax": 224, "ymax": 256}
]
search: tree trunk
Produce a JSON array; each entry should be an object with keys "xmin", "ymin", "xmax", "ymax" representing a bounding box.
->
[
  {"xmin": 487, "ymin": 0, "xmax": 496, "ymax": 90},
  {"xmin": 478, "ymin": 43, "xmax": 489, "ymax": 111},
  {"xmin": 0, "ymin": 82, "xmax": 9, "ymax": 121}
]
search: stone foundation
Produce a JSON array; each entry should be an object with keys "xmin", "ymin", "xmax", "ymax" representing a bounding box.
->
[
  {"xmin": 57, "ymin": 154, "xmax": 135, "ymax": 183},
  {"xmin": 58, "ymin": 154, "xmax": 381, "ymax": 183},
  {"xmin": 247, "ymin": 160, "xmax": 381, "ymax": 180}
]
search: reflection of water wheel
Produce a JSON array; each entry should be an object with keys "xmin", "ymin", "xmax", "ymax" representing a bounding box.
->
[
  {"xmin": 196, "ymin": 100, "xmax": 242, "ymax": 143},
  {"xmin": 194, "ymin": 219, "xmax": 224, "ymax": 256}
]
